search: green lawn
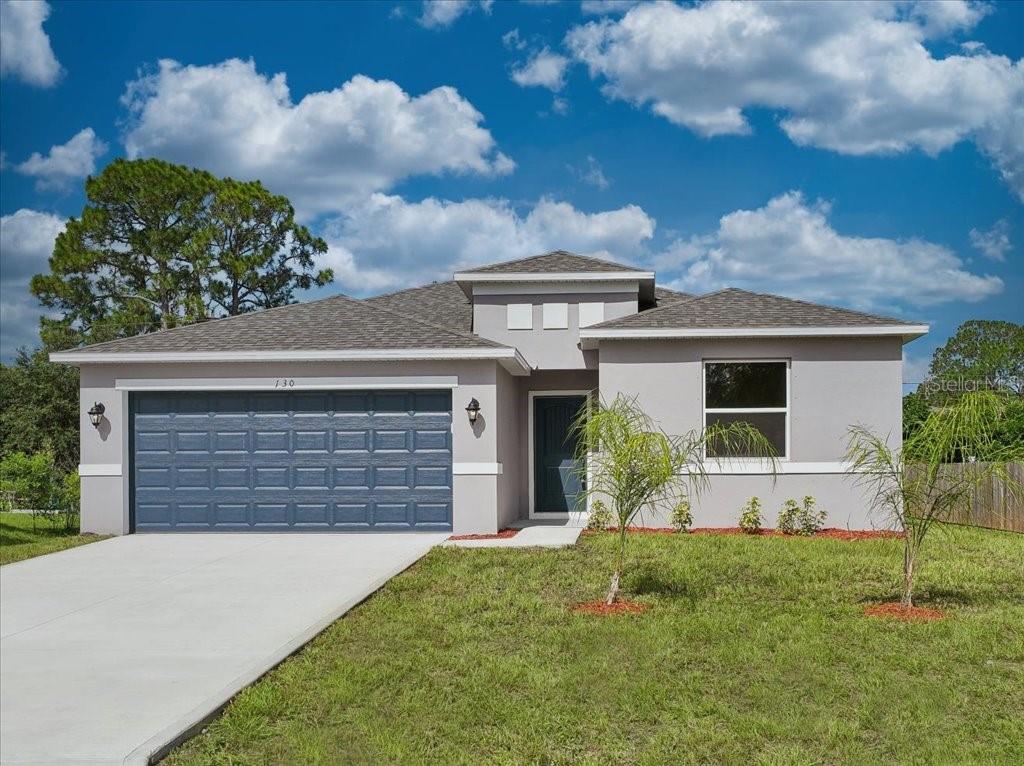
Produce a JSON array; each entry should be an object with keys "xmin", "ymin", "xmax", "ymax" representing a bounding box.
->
[
  {"xmin": 0, "ymin": 511, "xmax": 106, "ymax": 565},
  {"xmin": 170, "ymin": 526, "xmax": 1024, "ymax": 765}
]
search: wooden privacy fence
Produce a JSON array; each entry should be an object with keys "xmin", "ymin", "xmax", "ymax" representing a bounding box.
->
[{"xmin": 911, "ymin": 462, "xmax": 1024, "ymax": 534}]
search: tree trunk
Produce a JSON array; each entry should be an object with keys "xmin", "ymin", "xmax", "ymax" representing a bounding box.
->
[
  {"xmin": 901, "ymin": 541, "xmax": 915, "ymax": 609},
  {"xmin": 605, "ymin": 570, "xmax": 620, "ymax": 606}
]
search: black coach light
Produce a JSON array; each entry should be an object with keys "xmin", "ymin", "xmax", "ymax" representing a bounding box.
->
[
  {"xmin": 465, "ymin": 397, "xmax": 481, "ymax": 424},
  {"xmin": 87, "ymin": 402, "xmax": 105, "ymax": 428}
]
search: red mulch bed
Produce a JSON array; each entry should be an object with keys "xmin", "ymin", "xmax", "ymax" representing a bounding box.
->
[
  {"xmin": 583, "ymin": 526, "xmax": 902, "ymax": 540},
  {"xmin": 448, "ymin": 528, "xmax": 520, "ymax": 541},
  {"xmin": 863, "ymin": 602, "xmax": 946, "ymax": 621},
  {"xmin": 573, "ymin": 600, "xmax": 649, "ymax": 616}
]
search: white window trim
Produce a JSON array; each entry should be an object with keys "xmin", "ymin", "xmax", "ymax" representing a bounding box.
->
[
  {"xmin": 702, "ymin": 358, "xmax": 791, "ymax": 462},
  {"xmin": 542, "ymin": 303, "xmax": 569, "ymax": 330},
  {"xmin": 507, "ymin": 303, "xmax": 533, "ymax": 330},
  {"xmin": 528, "ymin": 390, "xmax": 593, "ymax": 521}
]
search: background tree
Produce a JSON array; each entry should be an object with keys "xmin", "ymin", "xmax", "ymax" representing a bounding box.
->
[
  {"xmin": 0, "ymin": 349, "xmax": 79, "ymax": 472},
  {"xmin": 846, "ymin": 391, "xmax": 1022, "ymax": 609},
  {"xmin": 201, "ymin": 178, "xmax": 331, "ymax": 316},
  {"xmin": 573, "ymin": 395, "xmax": 776, "ymax": 605},
  {"xmin": 927, "ymin": 320, "xmax": 1023, "ymax": 395}
]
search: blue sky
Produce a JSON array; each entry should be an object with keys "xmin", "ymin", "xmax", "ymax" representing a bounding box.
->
[{"xmin": 1, "ymin": 0, "xmax": 1021, "ymax": 387}]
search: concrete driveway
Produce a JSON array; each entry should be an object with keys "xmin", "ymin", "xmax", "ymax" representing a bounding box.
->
[{"xmin": 0, "ymin": 533, "xmax": 446, "ymax": 765}]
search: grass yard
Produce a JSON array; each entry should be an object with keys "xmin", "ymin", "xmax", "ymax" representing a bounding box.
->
[
  {"xmin": 169, "ymin": 526, "xmax": 1024, "ymax": 765},
  {"xmin": 0, "ymin": 511, "xmax": 106, "ymax": 565}
]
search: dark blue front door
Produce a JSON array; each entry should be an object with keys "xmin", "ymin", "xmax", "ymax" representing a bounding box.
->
[{"xmin": 534, "ymin": 395, "xmax": 586, "ymax": 513}]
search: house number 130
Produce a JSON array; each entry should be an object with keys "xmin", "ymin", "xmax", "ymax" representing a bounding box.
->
[{"xmin": 274, "ymin": 378, "xmax": 295, "ymax": 388}]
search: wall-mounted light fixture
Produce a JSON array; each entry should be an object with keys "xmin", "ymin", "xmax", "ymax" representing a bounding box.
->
[
  {"xmin": 465, "ymin": 398, "xmax": 481, "ymax": 424},
  {"xmin": 87, "ymin": 402, "xmax": 105, "ymax": 428}
]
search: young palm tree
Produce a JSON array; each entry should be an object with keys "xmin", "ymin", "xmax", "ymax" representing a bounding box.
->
[
  {"xmin": 573, "ymin": 394, "xmax": 776, "ymax": 605},
  {"xmin": 846, "ymin": 390, "xmax": 1022, "ymax": 608}
]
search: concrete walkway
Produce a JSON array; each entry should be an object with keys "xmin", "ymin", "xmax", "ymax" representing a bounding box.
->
[
  {"xmin": 0, "ymin": 533, "xmax": 446, "ymax": 766},
  {"xmin": 445, "ymin": 520, "xmax": 584, "ymax": 549}
]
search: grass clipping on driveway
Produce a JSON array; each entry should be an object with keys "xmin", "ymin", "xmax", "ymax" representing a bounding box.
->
[
  {"xmin": 0, "ymin": 512, "xmax": 106, "ymax": 566},
  {"xmin": 168, "ymin": 526, "xmax": 1024, "ymax": 765}
]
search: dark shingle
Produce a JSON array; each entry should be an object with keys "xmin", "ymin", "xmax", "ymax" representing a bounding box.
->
[
  {"xmin": 367, "ymin": 281, "xmax": 472, "ymax": 332},
  {"xmin": 66, "ymin": 293, "xmax": 507, "ymax": 354},
  {"xmin": 457, "ymin": 250, "xmax": 647, "ymax": 275},
  {"xmin": 590, "ymin": 288, "xmax": 919, "ymax": 330}
]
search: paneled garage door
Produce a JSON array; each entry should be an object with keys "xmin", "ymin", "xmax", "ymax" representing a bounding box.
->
[{"xmin": 131, "ymin": 390, "xmax": 453, "ymax": 532}]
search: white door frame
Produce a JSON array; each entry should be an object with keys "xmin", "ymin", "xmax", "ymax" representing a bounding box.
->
[{"xmin": 527, "ymin": 390, "xmax": 592, "ymax": 521}]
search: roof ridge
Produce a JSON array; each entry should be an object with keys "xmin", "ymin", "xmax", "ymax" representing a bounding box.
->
[
  {"xmin": 734, "ymin": 288, "xmax": 914, "ymax": 325},
  {"xmin": 62, "ymin": 292, "xmax": 356, "ymax": 354},
  {"xmin": 366, "ymin": 279, "xmax": 460, "ymax": 302},
  {"xmin": 458, "ymin": 249, "xmax": 644, "ymax": 274}
]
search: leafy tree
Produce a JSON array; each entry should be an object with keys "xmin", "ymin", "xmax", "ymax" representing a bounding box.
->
[
  {"xmin": 926, "ymin": 320, "xmax": 1023, "ymax": 396},
  {"xmin": 201, "ymin": 178, "xmax": 331, "ymax": 316},
  {"xmin": 31, "ymin": 158, "xmax": 217, "ymax": 349},
  {"xmin": 0, "ymin": 349, "xmax": 79, "ymax": 472},
  {"xmin": 572, "ymin": 395, "xmax": 776, "ymax": 605},
  {"xmin": 902, "ymin": 390, "xmax": 930, "ymax": 441},
  {"xmin": 846, "ymin": 391, "xmax": 1022, "ymax": 608},
  {"xmin": 30, "ymin": 159, "xmax": 333, "ymax": 349}
]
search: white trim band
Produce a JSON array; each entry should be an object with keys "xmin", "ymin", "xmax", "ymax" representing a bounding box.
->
[
  {"xmin": 452, "ymin": 462, "xmax": 503, "ymax": 475},
  {"xmin": 78, "ymin": 463, "xmax": 123, "ymax": 477},
  {"xmin": 701, "ymin": 461, "xmax": 852, "ymax": 475},
  {"xmin": 581, "ymin": 325, "xmax": 928, "ymax": 341},
  {"xmin": 455, "ymin": 271, "xmax": 653, "ymax": 283},
  {"xmin": 115, "ymin": 376, "xmax": 460, "ymax": 391}
]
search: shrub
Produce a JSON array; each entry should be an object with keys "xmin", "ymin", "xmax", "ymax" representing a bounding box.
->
[
  {"xmin": 0, "ymin": 451, "xmax": 60, "ymax": 510},
  {"xmin": 776, "ymin": 495, "xmax": 827, "ymax": 535},
  {"xmin": 586, "ymin": 499, "xmax": 613, "ymax": 531},
  {"xmin": 670, "ymin": 500, "xmax": 693, "ymax": 532},
  {"xmin": 739, "ymin": 497, "xmax": 763, "ymax": 534}
]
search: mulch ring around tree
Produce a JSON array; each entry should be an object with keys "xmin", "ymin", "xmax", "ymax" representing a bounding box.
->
[
  {"xmin": 447, "ymin": 528, "xmax": 520, "ymax": 541},
  {"xmin": 572, "ymin": 600, "xmax": 649, "ymax": 616},
  {"xmin": 863, "ymin": 602, "xmax": 947, "ymax": 622},
  {"xmin": 582, "ymin": 527, "xmax": 902, "ymax": 540}
]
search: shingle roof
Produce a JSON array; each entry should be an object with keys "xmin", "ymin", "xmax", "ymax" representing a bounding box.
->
[
  {"xmin": 367, "ymin": 280, "xmax": 472, "ymax": 332},
  {"xmin": 653, "ymin": 285, "xmax": 693, "ymax": 306},
  {"xmin": 457, "ymin": 250, "xmax": 646, "ymax": 275},
  {"xmin": 65, "ymin": 293, "xmax": 507, "ymax": 354},
  {"xmin": 589, "ymin": 288, "xmax": 918, "ymax": 330}
]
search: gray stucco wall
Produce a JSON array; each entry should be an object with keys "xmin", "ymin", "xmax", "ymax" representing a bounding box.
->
[
  {"xmin": 495, "ymin": 366, "xmax": 522, "ymax": 529},
  {"xmin": 473, "ymin": 290, "xmax": 637, "ymax": 370},
  {"xmin": 76, "ymin": 359, "xmax": 507, "ymax": 535},
  {"xmin": 598, "ymin": 337, "xmax": 904, "ymax": 529}
]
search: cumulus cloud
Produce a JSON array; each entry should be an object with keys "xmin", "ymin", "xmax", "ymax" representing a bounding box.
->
[
  {"xmin": 0, "ymin": 209, "xmax": 65, "ymax": 356},
  {"xmin": 0, "ymin": 0, "xmax": 61, "ymax": 87},
  {"xmin": 580, "ymin": 0, "xmax": 638, "ymax": 15},
  {"xmin": 321, "ymin": 193, "xmax": 655, "ymax": 292},
  {"xmin": 121, "ymin": 58, "xmax": 514, "ymax": 217},
  {"xmin": 418, "ymin": 0, "xmax": 491, "ymax": 29},
  {"xmin": 511, "ymin": 47, "xmax": 570, "ymax": 91},
  {"xmin": 566, "ymin": 1, "xmax": 1024, "ymax": 200},
  {"xmin": 656, "ymin": 191, "xmax": 1002, "ymax": 310},
  {"xmin": 969, "ymin": 219, "xmax": 1012, "ymax": 261},
  {"xmin": 569, "ymin": 155, "xmax": 610, "ymax": 189},
  {"xmin": 15, "ymin": 128, "xmax": 107, "ymax": 190}
]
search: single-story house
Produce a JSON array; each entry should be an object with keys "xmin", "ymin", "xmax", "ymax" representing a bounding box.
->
[{"xmin": 51, "ymin": 251, "xmax": 927, "ymax": 535}]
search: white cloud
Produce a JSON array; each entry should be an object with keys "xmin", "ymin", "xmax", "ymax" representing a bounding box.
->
[
  {"xmin": 121, "ymin": 59, "xmax": 513, "ymax": 217},
  {"xmin": 656, "ymin": 191, "xmax": 1002, "ymax": 309},
  {"xmin": 580, "ymin": 0, "xmax": 638, "ymax": 15},
  {"xmin": 418, "ymin": 0, "xmax": 491, "ymax": 29},
  {"xmin": 15, "ymin": 128, "xmax": 108, "ymax": 190},
  {"xmin": 566, "ymin": 1, "xmax": 1024, "ymax": 200},
  {"xmin": 969, "ymin": 219, "xmax": 1012, "ymax": 261},
  {"xmin": 550, "ymin": 97, "xmax": 569, "ymax": 115},
  {"xmin": 511, "ymin": 47, "xmax": 570, "ymax": 91},
  {"xmin": 0, "ymin": 0, "xmax": 61, "ymax": 87},
  {"xmin": 321, "ymin": 193, "xmax": 655, "ymax": 293},
  {"xmin": 502, "ymin": 28, "xmax": 527, "ymax": 51},
  {"xmin": 569, "ymin": 155, "xmax": 610, "ymax": 188},
  {"xmin": 0, "ymin": 209, "xmax": 65, "ymax": 356}
]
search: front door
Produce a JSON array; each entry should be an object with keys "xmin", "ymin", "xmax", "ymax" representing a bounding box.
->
[{"xmin": 533, "ymin": 395, "xmax": 586, "ymax": 513}]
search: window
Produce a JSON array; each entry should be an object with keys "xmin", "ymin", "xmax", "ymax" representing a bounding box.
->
[
  {"xmin": 704, "ymin": 361, "xmax": 788, "ymax": 458},
  {"xmin": 578, "ymin": 302, "xmax": 605, "ymax": 328},
  {"xmin": 542, "ymin": 302, "xmax": 568, "ymax": 329},
  {"xmin": 507, "ymin": 303, "xmax": 533, "ymax": 330}
]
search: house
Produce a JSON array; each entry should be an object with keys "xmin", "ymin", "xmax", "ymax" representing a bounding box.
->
[{"xmin": 51, "ymin": 251, "xmax": 927, "ymax": 535}]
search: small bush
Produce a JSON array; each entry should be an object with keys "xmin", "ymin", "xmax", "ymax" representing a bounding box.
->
[
  {"xmin": 670, "ymin": 500, "xmax": 693, "ymax": 532},
  {"xmin": 739, "ymin": 497, "xmax": 763, "ymax": 534},
  {"xmin": 0, "ymin": 451, "xmax": 59, "ymax": 510},
  {"xmin": 586, "ymin": 499, "xmax": 613, "ymax": 531},
  {"xmin": 778, "ymin": 496, "xmax": 827, "ymax": 535}
]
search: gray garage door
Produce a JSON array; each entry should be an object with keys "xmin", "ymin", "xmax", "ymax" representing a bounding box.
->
[{"xmin": 131, "ymin": 390, "xmax": 453, "ymax": 532}]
